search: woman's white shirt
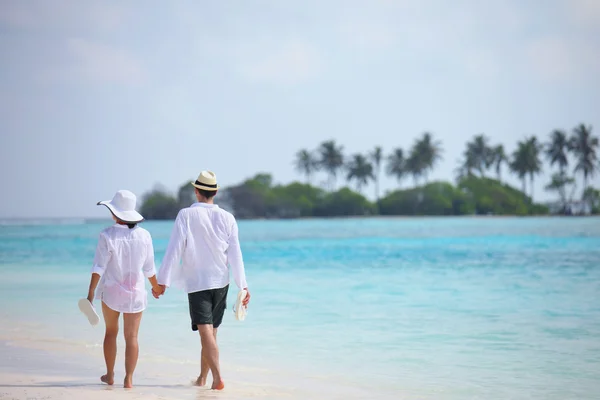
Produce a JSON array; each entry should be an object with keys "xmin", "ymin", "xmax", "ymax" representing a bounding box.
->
[{"xmin": 91, "ymin": 224, "xmax": 156, "ymax": 313}]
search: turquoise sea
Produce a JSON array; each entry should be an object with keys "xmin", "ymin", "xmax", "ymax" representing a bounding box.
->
[{"xmin": 1, "ymin": 217, "xmax": 600, "ymax": 399}]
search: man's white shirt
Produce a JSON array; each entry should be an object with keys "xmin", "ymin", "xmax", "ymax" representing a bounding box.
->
[{"xmin": 157, "ymin": 203, "xmax": 248, "ymax": 293}]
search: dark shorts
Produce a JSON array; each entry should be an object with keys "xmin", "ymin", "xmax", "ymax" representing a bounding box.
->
[{"xmin": 188, "ymin": 285, "xmax": 229, "ymax": 331}]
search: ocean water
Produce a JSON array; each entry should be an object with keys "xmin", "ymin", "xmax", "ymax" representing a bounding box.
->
[{"xmin": 1, "ymin": 216, "xmax": 600, "ymax": 399}]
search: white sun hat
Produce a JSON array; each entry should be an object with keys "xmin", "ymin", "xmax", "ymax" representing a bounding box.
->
[
  {"xmin": 97, "ymin": 190, "xmax": 144, "ymax": 223},
  {"xmin": 191, "ymin": 170, "xmax": 220, "ymax": 191}
]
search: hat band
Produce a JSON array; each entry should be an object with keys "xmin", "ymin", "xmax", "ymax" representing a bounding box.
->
[{"xmin": 195, "ymin": 180, "xmax": 217, "ymax": 188}]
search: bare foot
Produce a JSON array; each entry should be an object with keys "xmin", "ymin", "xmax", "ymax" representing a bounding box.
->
[
  {"xmin": 195, "ymin": 376, "xmax": 207, "ymax": 387},
  {"xmin": 124, "ymin": 376, "xmax": 133, "ymax": 389},
  {"xmin": 100, "ymin": 374, "xmax": 114, "ymax": 385},
  {"xmin": 211, "ymin": 380, "xmax": 225, "ymax": 390}
]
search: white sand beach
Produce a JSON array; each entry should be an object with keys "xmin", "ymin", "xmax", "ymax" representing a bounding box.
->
[
  {"xmin": 0, "ymin": 371, "xmax": 301, "ymax": 400},
  {"xmin": 0, "ymin": 328, "xmax": 386, "ymax": 400},
  {"xmin": 0, "ymin": 340, "xmax": 301, "ymax": 400}
]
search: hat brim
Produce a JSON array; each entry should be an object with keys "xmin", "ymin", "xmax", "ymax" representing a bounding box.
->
[
  {"xmin": 97, "ymin": 201, "xmax": 145, "ymax": 223},
  {"xmin": 191, "ymin": 182, "xmax": 219, "ymax": 191}
]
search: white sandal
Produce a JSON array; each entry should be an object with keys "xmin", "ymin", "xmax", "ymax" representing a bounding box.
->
[
  {"xmin": 233, "ymin": 290, "xmax": 248, "ymax": 321},
  {"xmin": 78, "ymin": 298, "xmax": 100, "ymax": 326}
]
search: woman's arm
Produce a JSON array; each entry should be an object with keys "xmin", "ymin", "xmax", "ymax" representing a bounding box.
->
[
  {"xmin": 157, "ymin": 211, "xmax": 187, "ymax": 289},
  {"xmin": 87, "ymin": 233, "xmax": 109, "ymax": 303},
  {"xmin": 87, "ymin": 273, "xmax": 101, "ymax": 302},
  {"xmin": 148, "ymin": 275, "xmax": 162, "ymax": 298}
]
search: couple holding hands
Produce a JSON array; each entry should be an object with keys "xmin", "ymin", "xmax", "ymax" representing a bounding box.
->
[{"xmin": 83, "ymin": 171, "xmax": 249, "ymax": 390}]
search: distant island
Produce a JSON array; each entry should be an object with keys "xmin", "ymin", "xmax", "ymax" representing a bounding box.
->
[{"xmin": 140, "ymin": 125, "xmax": 600, "ymax": 219}]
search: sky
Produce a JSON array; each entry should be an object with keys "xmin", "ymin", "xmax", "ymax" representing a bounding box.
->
[{"xmin": 1, "ymin": 0, "xmax": 599, "ymax": 218}]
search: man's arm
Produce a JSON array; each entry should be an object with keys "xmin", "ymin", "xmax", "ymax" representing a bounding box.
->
[
  {"xmin": 87, "ymin": 233, "xmax": 109, "ymax": 303},
  {"xmin": 157, "ymin": 210, "xmax": 187, "ymax": 290},
  {"xmin": 226, "ymin": 219, "xmax": 250, "ymax": 305}
]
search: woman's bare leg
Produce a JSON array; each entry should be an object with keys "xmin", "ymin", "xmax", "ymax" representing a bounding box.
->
[
  {"xmin": 101, "ymin": 302, "xmax": 120, "ymax": 385},
  {"xmin": 123, "ymin": 311, "xmax": 143, "ymax": 389}
]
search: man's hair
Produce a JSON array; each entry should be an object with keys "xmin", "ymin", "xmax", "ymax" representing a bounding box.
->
[{"xmin": 196, "ymin": 188, "xmax": 217, "ymax": 199}]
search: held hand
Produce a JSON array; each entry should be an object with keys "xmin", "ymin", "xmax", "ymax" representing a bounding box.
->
[
  {"xmin": 152, "ymin": 285, "xmax": 166, "ymax": 299},
  {"xmin": 86, "ymin": 292, "xmax": 94, "ymax": 304},
  {"xmin": 242, "ymin": 288, "xmax": 251, "ymax": 307}
]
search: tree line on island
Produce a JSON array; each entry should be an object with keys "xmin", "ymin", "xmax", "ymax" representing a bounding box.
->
[{"xmin": 140, "ymin": 123, "xmax": 600, "ymax": 220}]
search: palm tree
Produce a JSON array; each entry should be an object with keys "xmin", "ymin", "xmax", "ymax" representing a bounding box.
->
[
  {"xmin": 570, "ymin": 124, "xmax": 599, "ymax": 196},
  {"xmin": 410, "ymin": 132, "xmax": 442, "ymax": 184},
  {"xmin": 370, "ymin": 146, "xmax": 383, "ymax": 201},
  {"xmin": 465, "ymin": 134, "xmax": 493, "ymax": 177},
  {"xmin": 404, "ymin": 151, "xmax": 423, "ymax": 187},
  {"xmin": 545, "ymin": 172, "xmax": 576, "ymax": 212},
  {"xmin": 386, "ymin": 148, "xmax": 406, "ymax": 186},
  {"xmin": 456, "ymin": 150, "xmax": 478, "ymax": 181},
  {"xmin": 455, "ymin": 161, "xmax": 472, "ymax": 181},
  {"xmin": 346, "ymin": 154, "xmax": 374, "ymax": 193},
  {"xmin": 545, "ymin": 129, "xmax": 570, "ymax": 174},
  {"xmin": 492, "ymin": 145, "xmax": 507, "ymax": 182},
  {"xmin": 318, "ymin": 140, "xmax": 344, "ymax": 191},
  {"xmin": 510, "ymin": 140, "xmax": 529, "ymax": 195},
  {"xmin": 525, "ymin": 136, "xmax": 543, "ymax": 199},
  {"xmin": 582, "ymin": 187, "xmax": 600, "ymax": 213},
  {"xmin": 294, "ymin": 149, "xmax": 319, "ymax": 183}
]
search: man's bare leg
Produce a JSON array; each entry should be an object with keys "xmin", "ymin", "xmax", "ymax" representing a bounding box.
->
[
  {"xmin": 196, "ymin": 325, "xmax": 224, "ymax": 390},
  {"xmin": 101, "ymin": 302, "xmax": 119, "ymax": 385},
  {"xmin": 196, "ymin": 328, "xmax": 218, "ymax": 386}
]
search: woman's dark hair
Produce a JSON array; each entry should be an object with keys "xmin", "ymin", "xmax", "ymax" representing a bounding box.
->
[{"xmin": 111, "ymin": 211, "xmax": 138, "ymax": 229}]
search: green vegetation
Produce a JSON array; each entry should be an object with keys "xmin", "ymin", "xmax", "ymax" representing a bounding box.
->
[
  {"xmin": 379, "ymin": 181, "xmax": 472, "ymax": 216},
  {"xmin": 583, "ymin": 187, "xmax": 600, "ymax": 215},
  {"xmin": 140, "ymin": 123, "xmax": 599, "ymax": 219},
  {"xmin": 140, "ymin": 174, "xmax": 548, "ymax": 219},
  {"xmin": 458, "ymin": 177, "xmax": 546, "ymax": 216},
  {"xmin": 139, "ymin": 188, "xmax": 179, "ymax": 220}
]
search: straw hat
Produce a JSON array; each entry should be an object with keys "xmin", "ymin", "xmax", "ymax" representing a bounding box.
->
[
  {"xmin": 97, "ymin": 190, "xmax": 144, "ymax": 223},
  {"xmin": 191, "ymin": 170, "xmax": 219, "ymax": 191}
]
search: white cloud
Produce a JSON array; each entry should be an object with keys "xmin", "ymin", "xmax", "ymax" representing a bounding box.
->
[
  {"xmin": 525, "ymin": 36, "xmax": 600, "ymax": 84},
  {"xmin": 64, "ymin": 38, "xmax": 145, "ymax": 84},
  {"xmin": 238, "ymin": 40, "xmax": 322, "ymax": 85},
  {"xmin": 462, "ymin": 50, "xmax": 502, "ymax": 80},
  {"xmin": 337, "ymin": 18, "xmax": 396, "ymax": 51},
  {"xmin": 0, "ymin": 0, "xmax": 127, "ymax": 32},
  {"xmin": 0, "ymin": 1, "xmax": 35, "ymax": 28},
  {"xmin": 568, "ymin": 0, "xmax": 600, "ymax": 26}
]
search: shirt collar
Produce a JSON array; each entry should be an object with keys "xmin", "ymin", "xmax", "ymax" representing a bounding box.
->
[{"xmin": 191, "ymin": 202, "xmax": 219, "ymax": 209}]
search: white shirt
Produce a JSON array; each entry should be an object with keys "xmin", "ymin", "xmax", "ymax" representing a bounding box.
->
[
  {"xmin": 91, "ymin": 224, "xmax": 156, "ymax": 313},
  {"xmin": 157, "ymin": 203, "xmax": 248, "ymax": 293}
]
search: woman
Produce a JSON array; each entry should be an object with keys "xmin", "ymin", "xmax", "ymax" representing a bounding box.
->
[{"xmin": 85, "ymin": 190, "xmax": 161, "ymax": 389}]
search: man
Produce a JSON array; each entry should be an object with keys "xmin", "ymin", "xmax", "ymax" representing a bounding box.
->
[{"xmin": 154, "ymin": 170, "xmax": 250, "ymax": 390}]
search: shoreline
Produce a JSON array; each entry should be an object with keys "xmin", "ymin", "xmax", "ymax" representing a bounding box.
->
[{"xmin": 2, "ymin": 214, "xmax": 598, "ymax": 226}]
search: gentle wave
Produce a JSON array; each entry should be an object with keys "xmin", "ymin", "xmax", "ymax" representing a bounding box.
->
[{"xmin": 0, "ymin": 218, "xmax": 89, "ymax": 226}]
